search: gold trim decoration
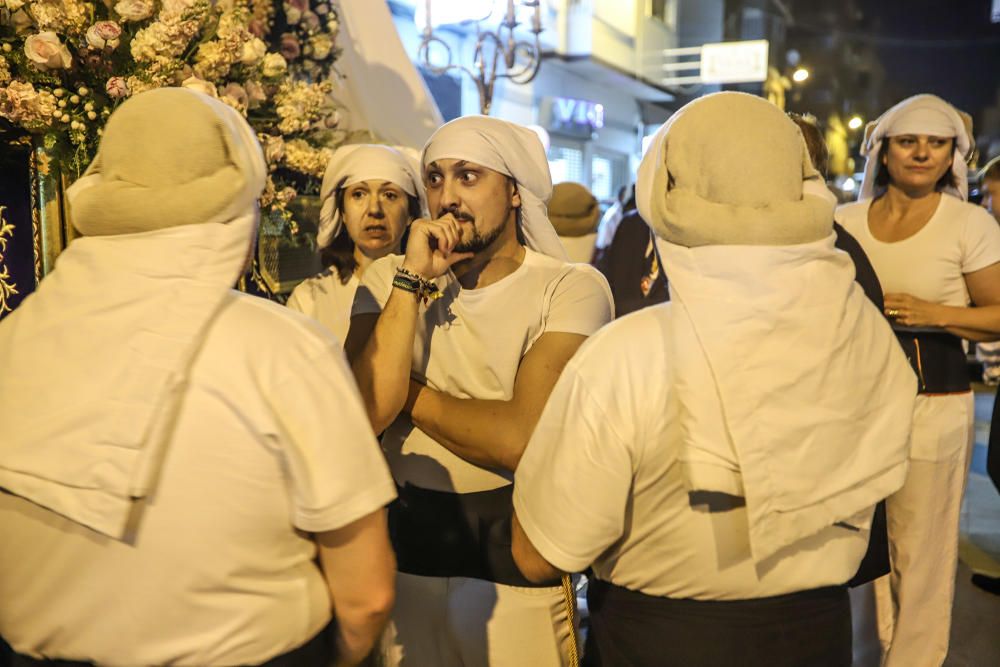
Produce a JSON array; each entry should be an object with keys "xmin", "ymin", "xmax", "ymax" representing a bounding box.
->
[
  {"xmin": 28, "ymin": 142, "xmax": 42, "ymax": 286},
  {"xmin": 0, "ymin": 204, "xmax": 18, "ymax": 316}
]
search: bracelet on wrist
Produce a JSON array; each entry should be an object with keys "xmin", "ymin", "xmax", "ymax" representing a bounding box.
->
[{"xmin": 392, "ymin": 267, "xmax": 442, "ymax": 305}]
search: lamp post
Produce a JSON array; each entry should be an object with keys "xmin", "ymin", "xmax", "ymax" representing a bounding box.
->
[{"xmin": 417, "ymin": 0, "xmax": 544, "ymax": 115}]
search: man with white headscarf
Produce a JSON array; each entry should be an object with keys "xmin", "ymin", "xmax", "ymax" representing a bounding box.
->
[
  {"xmin": 511, "ymin": 92, "xmax": 917, "ymax": 667},
  {"xmin": 287, "ymin": 144, "xmax": 427, "ymax": 342},
  {"xmin": 0, "ymin": 89, "xmax": 396, "ymax": 666},
  {"xmin": 837, "ymin": 94, "xmax": 1000, "ymax": 667},
  {"xmin": 345, "ymin": 115, "xmax": 613, "ymax": 666}
]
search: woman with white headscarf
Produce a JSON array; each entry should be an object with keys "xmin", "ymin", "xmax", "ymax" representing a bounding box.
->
[
  {"xmin": 837, "ymin": 94, "xmax": 1000, "ymax": 667},
  {"xmin": 287, "ymin": 144, "xmax": 427, "ymax": 342}
]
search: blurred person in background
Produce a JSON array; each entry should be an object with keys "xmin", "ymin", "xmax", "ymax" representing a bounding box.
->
[
  {"xmin": 836, "ymin": 94, "xmax": 1000, "ymax": 667},
  {"xmin": 548, "ymin": 182, "xmax": 601, "ymax": 264}
]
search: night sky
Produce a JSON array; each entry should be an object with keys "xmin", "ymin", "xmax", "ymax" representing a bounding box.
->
[{"xmin": 860, "ymin": 0, "xmax": 1000, "ymax": 119}]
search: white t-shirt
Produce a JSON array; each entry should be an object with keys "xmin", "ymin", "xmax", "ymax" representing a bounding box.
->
[
  {"xmin": 0, "ymin": 293, "xmax": 396, "ymax": 666},
  {"xmin": 353, "ymin": 248, "xmax": 613, "ymax": 493},
  {"xmin": 513, "ymin": 306, "xmax": 871, "ymax": 600},
  {"xmin": 558, "ymin": 232, "xmax": 598, "ymax": 264},
  {"xmin": 837, "ymin": 194, "xmax": 1000, "ymax": 307},
  {"xmin": 287, "ymin": 269, "xmax": 360, "ymax": 343}
]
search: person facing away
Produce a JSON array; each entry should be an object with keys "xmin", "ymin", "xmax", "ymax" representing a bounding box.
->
[
  {"xmin": 511, "ymin": 91, "xmax": 918, "ymax": 667},
  {"xmin": 547, "ymin": 181, "xmax": 601, "ymax": 263},
  {"xmin": 591, "ymin": 185, "xmax": 668, "ymax": 318},
  {"xmin": 287, "ymin": 144, "xmax": 426, "ymax": 343},
  {"xmin": 836, "ymin": 94, "xmax": 1000, "ymax": 667},
  {"xmin": 344, "ymin": 115, "xmax": 614, "ymax": 667},
  {"xmin": 0, "ymin": 88, "xmax": 396, "ymax": 667}
]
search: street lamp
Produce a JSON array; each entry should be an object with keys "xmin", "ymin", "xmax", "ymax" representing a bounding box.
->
[
  {"xmin": 792, "ymin": 67, "xmax": 810, "ymax": 83},
  {"xmin": 848, "ymin": 115, "xmax": 864, "ymax": 130},
  {"xmin": 417, "ymin": 0, "xmax": 545, "ymax": 115}
]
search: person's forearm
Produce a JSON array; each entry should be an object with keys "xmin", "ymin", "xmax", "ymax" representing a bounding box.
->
[
  {"xmin": 332, "ymin": 605, "xmax": 393, "ymax": 667},
  {"xmin": 407, "ymin": 381, "xmax": 526, "ymax": 471},
  {"xmin": 353, "ymin": 288, "xmax": 421, "ymax": 433},
  {"xmin": 936, "ymin": 304, "xmax": 1000, "ymax": 342}
]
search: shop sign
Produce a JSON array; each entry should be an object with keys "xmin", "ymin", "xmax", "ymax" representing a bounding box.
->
[
  {"xmin": 700, "ymin": 40, "xmax": 769, "ymax": 84},
  {"xmin": 542, "ymin": 96, "xmax": 605, "ymax": 137}
]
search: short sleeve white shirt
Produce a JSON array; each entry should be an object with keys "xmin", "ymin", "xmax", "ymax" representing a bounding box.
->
[
  {"xmin": 837, "ymin": 194, "xmax": 1000, "ymax": 307},
  {"xmin": 287, "ymin": 269, "xmax": 360, "ymax": 343},
  {"xmin": 513, "ymin": 305, "xmax": 870, "ymax": 600},
  {"xmin": 353, "ymin": 249, "xmax": 613, "ymax": 493},
  {"xmin": 0, "ymin": 293, "xmax": 396, "ymax": 665}
]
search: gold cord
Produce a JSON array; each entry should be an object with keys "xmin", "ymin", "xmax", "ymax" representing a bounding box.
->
[
  {"xmin": 913, "ymin": 337, "xmax": 926, "ymax": 391},
  {"xmin": 561, "ymin": 574, "xmax": 580, "ymax": 667}
]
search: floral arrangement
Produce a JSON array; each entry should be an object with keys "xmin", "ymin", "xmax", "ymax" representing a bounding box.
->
[{"xmin": 0, "ymin": 0, "xmax": 346, "ymax": 241}]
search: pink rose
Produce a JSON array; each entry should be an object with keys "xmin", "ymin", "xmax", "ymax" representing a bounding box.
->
[
  {"xmin": 221, "ymin": 82, "xmax": 248, "ymax": 112},
  {"xmin": 86, "ymin": 21, "xmax": 122, "ymax": 50},
  {"xmin": 24, "ymin": 32, "xmax": 72, "ymax": 71},
  {"xmin": 244, "ymin": 80, "xmax": 267, "ymax": 108},
  {"xmin": 262, "ymin": 134, "xmax": 285, "ymax": 164},
  {"xmin": 302, "ymin": 11, "xmax": 321, "ymax": 32},
  {"xmin": 105, "ymin": 76, "xmax": 130, "ymax": 99},
  {"xmin": 279, "ymin": 33, "xmax": 300, "ymax": 60},
  {"xmin": 248, "ymin": 18, "xmax": 267, "ymax": 38}
]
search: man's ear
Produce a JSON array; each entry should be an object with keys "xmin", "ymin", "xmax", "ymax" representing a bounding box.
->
[{"xmin": 509, "ymin": 178, "xmax": 521, "ymax": 208}]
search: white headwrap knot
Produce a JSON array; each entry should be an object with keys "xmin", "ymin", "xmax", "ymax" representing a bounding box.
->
[
  {"xmin": 859, "ymin": 94, "xmax": 974, "ymax": 201},
  {"xmin": 422, "ymin": 115, "xmax": 568, "ymax": 259},
  {"xmin": 317, "ymin": 144, "xmax": 428, "ymax": 249}
]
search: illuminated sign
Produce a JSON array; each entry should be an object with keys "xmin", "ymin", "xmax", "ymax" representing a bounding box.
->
[
  {"xmin": 700, "ymin": 40, "xmax": 769, "ymax": 84},
  {"xmin": 543, "ymin": 96, "xmax": 605, "ymax": 136}
]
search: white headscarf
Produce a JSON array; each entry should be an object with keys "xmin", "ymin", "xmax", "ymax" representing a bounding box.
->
[
  {"xmin": 0, "ymin": 88, "xmax": 266, "ymax": 539},
  {"xmin": 637, "ymin": 92, "xmax": 916, "ymax": 564},
  {"xmin": 422, "ymin": 115, "xmax": 568, "ymax": 259},
  {"xmin": 859, "ymin": 94, "xmax": 974, "ymax": 201},
  {"xmin": 317, "ymin": 144, "xmax": 428, "ymax": 249}
]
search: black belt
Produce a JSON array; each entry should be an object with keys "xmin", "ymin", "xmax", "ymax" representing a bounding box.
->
[
  {"xmin": 895, "ymin": 330, "xmax": 969, "ymax": 394},
  {"xmin": 389, "ymin": 482, "xmax": 558, "ymax": 588},
  {"xmin": 6, "ymin": 620, "xmax": 335, "ymax": 666},
  {"xmin": 583, "ymin": 580, "xmax": 851, "ymax": 667}
]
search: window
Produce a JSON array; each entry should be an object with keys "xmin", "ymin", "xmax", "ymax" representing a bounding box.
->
[
  {"xmin": 548, "ymin": 144, "xmax": 585, "ymax": 185},
  {"xmin": 591, "ymin": 150, "xmax": 629, "ymax": 203}
]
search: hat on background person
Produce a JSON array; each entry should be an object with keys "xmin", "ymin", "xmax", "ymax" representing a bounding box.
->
[{"xmin": 548, "ymin": 182, "xmax": 601, "ymax": 238}]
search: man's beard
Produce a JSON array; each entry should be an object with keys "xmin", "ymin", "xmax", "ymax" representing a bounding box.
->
[{"xmin": 439, "ymin": 208, "xmax": 511, "ymax": 254}]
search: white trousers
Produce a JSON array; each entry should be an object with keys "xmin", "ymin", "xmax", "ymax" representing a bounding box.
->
[
  {"xmin": 874, "ymin": 392, "xmax": 974, "ymax": 667},
  {"xmin": 377, "ymin": 572, "xmax": 577, "ymax": 667}
]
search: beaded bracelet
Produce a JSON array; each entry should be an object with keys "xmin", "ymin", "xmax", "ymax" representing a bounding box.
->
[{"xmin": 392, "ymin": 267, "xmax": 443, "ymax": 305}]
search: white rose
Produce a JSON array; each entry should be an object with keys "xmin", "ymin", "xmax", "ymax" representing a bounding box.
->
[
  {"xmin": 86, "ymin": 21, "xmax": 122, "ymax": 50},
  {"xmin": 240, "ymin": 37, "xmax": 266, "ymax": 66},
  {"xmin": 309, "ymin": 34, "xmax": 333, "ymax": 61},
  {"xmin": 105, "ymin": 76, "xmax": 130, "ymax": 99},
  {"xmin": 160, "ymin": 0, "xmax": 197, "ymax": 15},
  {"xmin": 24, "ymin": 32, "xmax": 72, "ymax": 71},
  {"xmin": 260, "ymin": 53, "xmax": 287, "ymax": 78},
  {"xmin": 181, "ymin": 75, "xmax": 218, "ymax": 98},
  {"xmin": 114, "ymin": 0, "xmax": 154, "ymax": 22}
]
